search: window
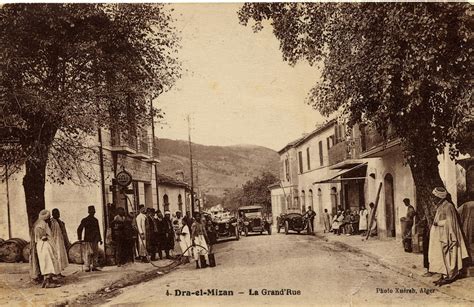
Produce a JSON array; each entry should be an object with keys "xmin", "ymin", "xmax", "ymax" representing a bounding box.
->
[
  {"xmin": 298, "ymin": 151, "xmax": 303, "ymax": 173},
  {"xmin": 306, "ymin": 147, "xmax": 311, "ymax": 170},
  {"xmin": 163, "ymin": 194, "xmax": 169, "ymax": 212},
  {"xmin": 319, "ymin": 141, "xmax": 324, "ymax": 166},
  {"xmin": 285, "ymin": 158, "xmax": 290, "ymax": 181},
  {"xmin": 178, "ymin": 194, "xmax": 183, "ymax": 212}
]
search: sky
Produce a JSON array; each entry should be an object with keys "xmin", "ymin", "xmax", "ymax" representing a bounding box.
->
[{"xmin": 154, "ymin": 3, "xmax": 326, "ymax": 151}]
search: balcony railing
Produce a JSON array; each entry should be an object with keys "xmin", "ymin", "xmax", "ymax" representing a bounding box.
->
[
  {"xmin": 110, "ymin": 130, "xmax": 137, "ymax": 154},
  {"xmin": 328, "ymin": 139, "xmax": 361, "ymax": 165},
  {"xmin": 130, "ymin": 135, "xmax": 151, "ymax": 159},
  {"xmin": 361, "ymin": 124, "xmax": 397, "ymax": 153}
]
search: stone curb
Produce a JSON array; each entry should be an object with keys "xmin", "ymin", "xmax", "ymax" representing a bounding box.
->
[
  {"xmin": 319, "ymin": 235, "xmax": 473, "ymax": 303},
  {"xmin": 51, "ymin": 260, "xmax": 182, "ymax": 306}
]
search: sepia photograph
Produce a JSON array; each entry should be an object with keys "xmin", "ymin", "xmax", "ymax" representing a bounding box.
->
[{"xmin": 0, "ymin": 1, "xmax": 472, "ymax": 306}]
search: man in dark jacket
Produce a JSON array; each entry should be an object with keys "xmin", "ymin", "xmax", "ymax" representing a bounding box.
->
[
  {"xmin": 163, "ymin": 211, "xmax": 174, "ymax": 259},
  {"xmin": 111, "ymin": 207, "xmax": 126, "ymax": 266},
  {"xmin": 77, "ymin": 205, "xmax": 102, "ymax": 272}
]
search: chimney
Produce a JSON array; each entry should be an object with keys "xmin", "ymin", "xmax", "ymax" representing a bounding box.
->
[{"xmin": 176, "ymin": 170, "xmax": 185, "ymax": 181}]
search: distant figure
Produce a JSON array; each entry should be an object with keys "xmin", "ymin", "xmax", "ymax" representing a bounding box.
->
[
  {"xmin": 429, "ymin": 187, "xmax": 469, "ymax": 286},
  {"xmin": 163, "ymin": 211, "xmax": 175, "ymax": 259},
  {"xmin": 367, "ymin": 202, "xmax": 377, "ymax": 236},
  {"xmin": 50, "ymin": 208, "xmax": 69, "ymax": 275},
  {"xmin": 322, "ymin": 209, "xmax": 331, "ymax": 233},
  {"xmin": 359, "ymin": 205, "xmax": 368, "ymax": 236},
  {"xmin": 135, "ymin": 205, "xmax": 148, "ymax": 262},
  {"xmin": 305, "ymin": 206, "xmax": 316, "ymax": 235},
  {"xmin": 179, "ymin": 219, "xmax": 192, "ymax": 263},
  {"xmin": 401, "ymin": 198, "xmax": 416, "ymax": 252},
  {"xmin": 191, "ymin": 212, "xmax": 209, "ymax": 269},
  {"xmin": 112, "ymin": 207, "xmax": 127, "ymax": 267},
  {"xmin": 343, "ymin": 209, "xmax": 352, "ymax": 235},
  {"xmin": 34, "ymin": 210, "xmax": 60, "ymax": 288},
  {"xmin": 331, "ymin": 210, "xmax": 344, "ymax": 235},
  {"xmin": 77, "ymin": 206, "xmax": 103, "ymax": 272}
]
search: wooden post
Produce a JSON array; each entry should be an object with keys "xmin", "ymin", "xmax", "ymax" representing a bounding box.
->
[{"xmin": 366, "ymin": 182, "xmax": 383, "ymax": 241}]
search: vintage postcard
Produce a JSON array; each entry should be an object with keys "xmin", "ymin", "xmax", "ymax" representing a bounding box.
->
[{"xmin": 0, "ymin": 2, "xmax": 472, "ymax": 306}]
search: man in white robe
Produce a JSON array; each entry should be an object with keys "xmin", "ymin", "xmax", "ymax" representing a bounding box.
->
[
  {"xmin": 135, "ymin": 205, "xmax": 148, "ymax": 262},
  {"xmin": 429, "ymin": 187, "xmax": 469, "ymax": 286},
  {"xmin": 359, "ymin": 205, "xmax": 368, "ymax": 235},
  {"xmin": 34, "ymin": 210, "xmax": 60, "ymax": 288},
  {"xmin": 179, "ymin": 219, "xmax": 192, "ymax": 262},
  {"xmin": 51, "ymin": 208, "xmax": 69, "ymax": 274}
]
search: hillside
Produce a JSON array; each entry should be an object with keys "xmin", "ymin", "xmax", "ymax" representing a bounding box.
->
[{"xmin": 156, "ymin": 138, "xmax": 280, "ymax": 196}]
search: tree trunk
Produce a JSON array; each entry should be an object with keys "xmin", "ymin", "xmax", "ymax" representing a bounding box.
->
[
  {"xmin": 408, "ymin": 147, "xmax": 445, "ymax": 228},
  {"xmin": 23, "ymin": 157, "xmax": 48, "ymax": 229}
]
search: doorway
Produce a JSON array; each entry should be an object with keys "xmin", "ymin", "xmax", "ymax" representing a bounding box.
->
[{"xmin": 384, "ymin": 173, "xmax": 396, "ymax": 237}]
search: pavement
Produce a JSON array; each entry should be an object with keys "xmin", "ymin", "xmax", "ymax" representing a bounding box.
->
[
  {"xmin": 318, "ymin": 231, "xmax": 474, "ymax": 302},
  {"xmin": 0, "ymin": 258, "xmax": 177, "ymax": 306}
]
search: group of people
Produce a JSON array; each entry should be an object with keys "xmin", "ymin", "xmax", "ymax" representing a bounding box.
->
[
  {"xmin": 29, "ymin": 209, "xmax": 70, "ymax": 288},
  {"xmin": 30, "ymin": 205, "xmax": 103, "ymax": 288},
  {"xmin": 111, "ymin": 205, "xmax": 211, "ymax": 269},
  {"xmin": 323, "ymin": 203, "xmax": 377, "ymax": 236}
]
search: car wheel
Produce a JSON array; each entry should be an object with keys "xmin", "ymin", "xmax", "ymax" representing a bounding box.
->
[
  {"xmin": 244, "ymin": 227, "xmax": 248, "ymax": 237},
  {"xmin": 285, "ymin": 221, "xmax": 289, "ymax": 235}
]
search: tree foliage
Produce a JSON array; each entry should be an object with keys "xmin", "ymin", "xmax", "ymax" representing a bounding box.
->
[
  {"xmin": 221, "ymin": 172, "xmax": 279, "ymax": 213},
  {"xmin": 0, "ymin": 4, "xmax": 181, "ymax": 225},
  {"xmin": 239, "ymin": 3, "xmax": 473, "ymax": 223}
]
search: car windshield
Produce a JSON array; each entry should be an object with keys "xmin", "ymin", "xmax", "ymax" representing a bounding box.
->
[{"xmin": 244, "ymin": 211, "xmax": 262, "ymax": 218}]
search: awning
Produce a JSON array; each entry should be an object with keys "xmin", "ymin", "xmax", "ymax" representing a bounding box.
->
[{"xmin": 313, "ymin": 162, "xmax": 368, "ymax": 184}]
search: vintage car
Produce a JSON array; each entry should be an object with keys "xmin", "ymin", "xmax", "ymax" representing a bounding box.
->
[
  {"xmin": 212, "ymin": 216, "xmax": 240, "ymax": 241},
  {"xmin": 238, "ymin": 205, "xmax": 272, "ymax": 236},
  {"xmin": 276, "ymin": 213, "xmax": 309, "ymax": 235}
]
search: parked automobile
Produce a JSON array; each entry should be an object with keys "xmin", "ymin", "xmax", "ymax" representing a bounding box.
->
[
  {"xmin": 276, "ymin": 213, "xmax": 309, "ymax": 235},
  {"xmin": 238, "ymin": 205, "xmax": 272, "ymax": 236},
  {"xmin": 212, "ymin": 216, "xmax": 240, "ymax": 241}
]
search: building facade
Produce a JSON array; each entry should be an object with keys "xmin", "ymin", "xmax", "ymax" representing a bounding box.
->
[
  {"xmin": 0, "ymin": 126, "xmax": 193, "ymax": 244},
  {"xmin": 271, "ymin": 119, "xmax": 473, "ymax": 240}
]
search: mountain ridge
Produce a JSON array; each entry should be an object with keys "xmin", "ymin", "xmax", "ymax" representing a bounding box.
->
[{"xmin": 156, "ymin": 138, "xmax": 280, "ymax": 197}]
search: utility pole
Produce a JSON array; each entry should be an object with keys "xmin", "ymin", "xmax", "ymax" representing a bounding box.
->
[
  {"xmin": 151, "ymin": 86, "xmax": 163, "ymax": 212},
  {"xmin": 187, "ymin": 115, "xmax": 195, "ymax": 214},
  {"xmin": 5, "ymin": 164, "xmax": 12, "ymax": 238}
]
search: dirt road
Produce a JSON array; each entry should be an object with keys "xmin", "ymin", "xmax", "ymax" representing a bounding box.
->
[{"xmin": 104, "ymin": 232, "xmax": 469, "ymax": 306}]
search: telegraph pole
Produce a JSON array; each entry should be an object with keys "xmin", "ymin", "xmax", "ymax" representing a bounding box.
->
[{"xmin": 187, "ymin": 115, "xmax": 195, "ymax": 214}]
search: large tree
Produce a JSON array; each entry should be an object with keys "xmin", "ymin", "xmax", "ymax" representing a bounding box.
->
[
  {"xmin": 241, "ymin": 172, "xmax": 279, "ymax": 214},
  {"xmin": 239, "ymin": 3, "xmax": 472, "ymax": 225},
  {"xmin": 0, "ymin": 4, "xmax": 181, "ymax": 227}
]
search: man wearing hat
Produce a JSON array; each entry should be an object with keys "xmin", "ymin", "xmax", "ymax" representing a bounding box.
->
[
  {"xmin": 428, "ymin": 187, "xmax": 469, "ymax": 286},
  {"xmin": 163, "ymin": 211, "xmax": 175, "ymax": 259},
  {"xmin": 77, "ymin": 206, "xmax": 103, "ymax": 272}
]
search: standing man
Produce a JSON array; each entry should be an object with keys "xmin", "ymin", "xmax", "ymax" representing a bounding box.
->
[
  {"xmin": 135, "ymin": 205, "xmax": 148, "ymax": 262},
  {"xmin": 111, "ymin": 207, "xmax": 126, "ymax": 267},
  {"xmin": 191, "ymin": 212, "xmax": 209, "ymax": 269},
  {"xmin": 34, "ymin": 210, "xmax": 60, "ymax": 288},
  {"xmin": 77, "ymin": 205, "xmax": 103, "ymax": 272},
  {"xmin": 322, "ymin": 209, "xmax": 331, "ymax": 233},
  {"xmin": 367, "ymin": 202, "xmax": 377, "ymax": 237},
  {"xmin": 358, "ymin": 205, "xmax": 368, "ymax": 236},
  {"xmin": 429, "ymin": 187, "xmax": 469, "ymax": 286},
  {"xmin": 145, "ymin": 208, "xmax": 158, "ymax": 261},
  {"xmin": 305, "ymin": 206, "xmax": 316, "ymax": 235},
  {"xmin": 50, "ymin": 208, "xmax": 69, "ymax": 275},
  {"xmin": 401, "ymin": 198, "xmax": 416, "ymax": 252},
  {"xmin": 163, "ymin": 211, "xmax": 175, "ymax": 259}
]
